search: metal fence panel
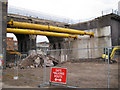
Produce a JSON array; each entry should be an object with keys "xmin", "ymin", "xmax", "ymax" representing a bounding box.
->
[{"xmin": 2, "ymin": 46, "xmax": 119, "ymax": 88}]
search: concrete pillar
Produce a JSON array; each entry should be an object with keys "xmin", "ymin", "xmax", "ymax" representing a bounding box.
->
[
  {"xmin": 118, "ymin": 2, "xmax": 120, "ymax": 88},
  {"xmin": 16, "ymin": 34, "xmax": 36, "ymax": 52},
  {"xmin": 0, "ymin": 0, "xmax": 8, "ymax": 67},
  {"xmin": 29, "ymin": 35, "xmax": 36, "ymax": 50}
]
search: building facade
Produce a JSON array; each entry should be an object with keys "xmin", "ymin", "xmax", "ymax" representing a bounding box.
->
[
  {"xmin": 7, "ymin": 37, "xmax": 18, "ymax": 51},
  {"xmin": 36, "ymin": 41, "xmax": 49, "ymax": 51}
]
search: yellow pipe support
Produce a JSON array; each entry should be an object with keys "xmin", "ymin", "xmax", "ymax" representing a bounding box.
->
[
  {"xmin": 7, "ymin": 21, "xmax": 94, "ymax": 36},
  {"xmin": 7, "ymin": 28, "xmax": 78, "ymax": 38}
]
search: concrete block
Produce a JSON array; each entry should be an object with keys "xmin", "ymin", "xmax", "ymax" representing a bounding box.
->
[
  {"xmin": 71, "ymin": 26, "xmax": 112, "ymax": 59},
  {"xmin": 91, "ymin": 26, "xmax": 111, "ymax": 37},
  {"xmin": 79, "ymin": 26, "xmax": 111, "ymax": 39}
]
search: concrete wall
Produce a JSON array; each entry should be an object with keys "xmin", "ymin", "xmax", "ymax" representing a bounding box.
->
[
  {"xmin": 71, "ymin": 26, "xmax": 111, "ymax": 59},
  {"xmin": 49, "ymin": 26, "xmax": 112, "ymax": 61},
  {"xmin": 70, "ymin": 13, "xmax": 120, "ymax": 47},
  {"xmin": 7, "ymin": 13, "xmax": 120, "ymax": 61},
  {"xmin": 111, "ymin": 18, "xmax": 119, "ymax": 46}
]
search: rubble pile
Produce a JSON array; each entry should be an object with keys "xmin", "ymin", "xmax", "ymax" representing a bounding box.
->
[
  {"xmin": 6, "ymin": 63, "xmax": 15, "ymax": 68},
  {"xmin": 46, "ymin": 56, "xmax": 59, "ymax": 66},
  {"xmin": 19, "ymin": 54, "xmax": 59, "ymax": 69}
]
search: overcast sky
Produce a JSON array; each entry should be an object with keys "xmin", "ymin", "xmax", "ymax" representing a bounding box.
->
[
  {"xmin": 7, "ymin": 0, "xmax": 120, "ymax": 42},
  {"xmin": 8, "ymin": 0, "xmax": 119, "ymax": 20}
]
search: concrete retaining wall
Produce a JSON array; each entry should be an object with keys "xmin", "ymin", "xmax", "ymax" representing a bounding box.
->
[
  {"xmin": 71, "ymin": 26, "xmax": 111, "ymax": 59},
  {"xmin": 49, "ymin": 26, "xmax": 112, "ymax": 62}
]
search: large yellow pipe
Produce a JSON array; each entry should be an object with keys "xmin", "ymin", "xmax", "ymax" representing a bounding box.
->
[
  {"xmin": 8, "ymin": 21, "xmax": 94, "ymax": 36},
  {"xmin": 7, "ymin": 28, "xmax": 78, "ymax": 38}
]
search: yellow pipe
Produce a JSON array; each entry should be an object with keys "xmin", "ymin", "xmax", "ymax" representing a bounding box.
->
[
  {"xmin": 7, "ymin": 28, "xmax": 78, "ymax": 38},
  {"xmin": 8, "ymin": 21, "xmax": 94, "ymax": 36}
]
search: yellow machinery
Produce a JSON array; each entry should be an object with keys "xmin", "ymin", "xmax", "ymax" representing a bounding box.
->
[
  {"xmin": 102, "ymin": 46, "xmax": 120, "ymax": 63},
  {"xmin": 6, "ymin": 50, "xmax": 21, "ymax": 68},
  {"xmin": 6, "ymin": 50, "xmax": 21, "ymax": 56},
  {"xmin": 7, "ymin": 28, "xmax": 78, "ymax": 38},
  {"xmin": 7, "ymin": 21, "xmax": 94, "ymax": 37}
]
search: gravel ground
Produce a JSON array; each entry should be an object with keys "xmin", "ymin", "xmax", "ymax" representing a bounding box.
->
[{"xmin": 2, "ymin": 61, "xmax": 118, "ymax": 88}]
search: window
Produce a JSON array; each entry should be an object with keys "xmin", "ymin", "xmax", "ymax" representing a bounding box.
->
[{"xmin": 14, "ymin": 43, "xmax": 17, "ymax": 46}]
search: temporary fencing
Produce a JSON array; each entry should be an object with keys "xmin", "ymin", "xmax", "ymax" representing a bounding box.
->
[
  {"xmin": 3, "ymin": 51, "xmax": 45, "ymax": 87},
  {"xmin": 2, "ymin": 46, "xmax": 119, "ymax": 88},
  {"xmin": 42, "ymin": 46, "xmax": 119, "ymax": 88}
]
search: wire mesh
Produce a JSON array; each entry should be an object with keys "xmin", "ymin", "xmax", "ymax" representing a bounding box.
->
[
  {"xmin": 2, "ymin": 46, "xmax": 119, "ymax": 88},
  {"xmin": 43, "ymin": 46, "xmax": 119, "ymax": 88}
]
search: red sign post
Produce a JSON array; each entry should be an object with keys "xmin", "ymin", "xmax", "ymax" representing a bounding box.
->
[{"xmin": 50, "ymin": 67, "xmax": 67, "ymax": 84}]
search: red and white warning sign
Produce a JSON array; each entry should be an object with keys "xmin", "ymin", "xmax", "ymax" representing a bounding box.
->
[
  {"xmin": 0, "ymin": 54, "xmax": 4, "ymax": 66},
  {"xmin": 50, "ymin": 67, "xmax": 67, "ymax": 84}
]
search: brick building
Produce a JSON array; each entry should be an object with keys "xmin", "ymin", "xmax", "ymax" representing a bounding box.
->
[
  {"xmin": 36, "ymin": 41, "xmax": 49, "ymax": 51},
  {"xmin": 7, "ymin": 37, "xmax": 18, "ymax": 51}
]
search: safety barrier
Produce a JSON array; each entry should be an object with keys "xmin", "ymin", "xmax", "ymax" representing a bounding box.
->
[{"xmin": 2, "ymin": 46, "xmax": 120, "ymax": 88}]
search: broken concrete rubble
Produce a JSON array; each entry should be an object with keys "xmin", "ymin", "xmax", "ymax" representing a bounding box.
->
[
  {"xmin": 19, "ymin": 54, "xmax": 59, "ymax": 69},
  {"xmin": 28, "ymin": 50, "xmax": 37, "ymax": 56}
]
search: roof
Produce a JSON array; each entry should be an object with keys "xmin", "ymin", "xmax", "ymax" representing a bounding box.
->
[{"xmin": 37, "ymin": 41, "xmax": 49, "ymax": 44}]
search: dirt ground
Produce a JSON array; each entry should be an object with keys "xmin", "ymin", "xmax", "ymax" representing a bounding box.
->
[{"xmin": 2, "ymin": 61, "xmax": 118, "ymax": 88}]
